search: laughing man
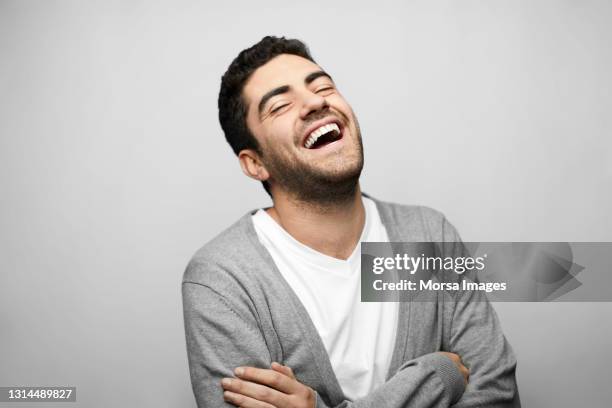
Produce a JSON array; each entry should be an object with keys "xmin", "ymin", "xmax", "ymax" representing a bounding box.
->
[{"xmin": 182, "ymin": 36, "xmax": 520, "ymax": 408}]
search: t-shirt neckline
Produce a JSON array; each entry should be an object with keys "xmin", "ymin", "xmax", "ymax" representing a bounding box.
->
[{"xmin": 252, "ymin": 197, "xmax": 376, "ymax": 272}]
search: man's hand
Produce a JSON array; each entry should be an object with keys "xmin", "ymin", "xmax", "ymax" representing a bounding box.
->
[
  {"xmin": 438, "ymin": 352, "xmax": 470, "ymax": 386},
  {"xmin": 221, "ymin": 362, "xmax": 316, "ymax": 408}
]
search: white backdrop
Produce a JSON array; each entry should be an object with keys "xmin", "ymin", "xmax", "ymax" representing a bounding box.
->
[{"xmin": 1, "ymin": 1, "xmax": 611, "ymax": 407}]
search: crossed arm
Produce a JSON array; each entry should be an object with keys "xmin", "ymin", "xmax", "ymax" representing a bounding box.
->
[
  {"xmin": 221, "ymin": 356, "xmax": 469, "ymax": 408},
  {"xmin": 183, "ymin": 280, "xmax": 519, "ymax": 408}
]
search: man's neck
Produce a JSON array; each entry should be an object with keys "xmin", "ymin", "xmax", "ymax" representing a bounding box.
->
[{"xmin": 265, "ymin": 185, "xmax": 365, "ymax": 260}]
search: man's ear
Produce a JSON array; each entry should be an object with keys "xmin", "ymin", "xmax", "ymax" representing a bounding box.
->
[{"xmin": 238, "ymin": 149, "xmax": 270, "ymax": 182}]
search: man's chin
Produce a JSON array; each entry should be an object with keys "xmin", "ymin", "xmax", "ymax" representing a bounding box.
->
[
  {"xmin": 316, "ymin": 168, "xmax": 362, "ymax": 185},
  {"xmin": 279, "ymin": 164, "xmax": 363, "ymax": 204},
  {"xmin": 263, "ymin": 145, "xmax": 364, "ymax": 204},
  {"xmin": 310, "ymin": 151, "xmax": 363, "ymax": 178}
]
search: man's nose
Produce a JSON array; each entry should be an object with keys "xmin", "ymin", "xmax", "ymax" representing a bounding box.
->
[{"xmin": 299, "ymin": 90, "xmax": 329, "ymax": 119}]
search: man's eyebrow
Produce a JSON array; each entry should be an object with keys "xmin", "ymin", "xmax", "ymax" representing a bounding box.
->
[{"xmin": 304, "ymin": 70, "xmax": 333, "ymax": 85}]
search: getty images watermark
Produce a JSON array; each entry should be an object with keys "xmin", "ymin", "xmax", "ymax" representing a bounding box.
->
[{"xmin": 361, "ymin": 242, "xmax": 612, "ymax": 302}]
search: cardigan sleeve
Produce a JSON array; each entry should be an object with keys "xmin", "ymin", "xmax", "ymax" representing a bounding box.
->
[
  {"xmin": 182, "ymin": 280, "xmax": 272, "ymax": 408},
  {"xmin": 441, "ymin": 217, "xmax": 521, "ymax": 407}
]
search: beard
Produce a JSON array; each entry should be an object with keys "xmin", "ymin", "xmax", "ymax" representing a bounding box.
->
[{"xmin": 261, "ymin": 121, "xmax": 364, "ymax": 206}]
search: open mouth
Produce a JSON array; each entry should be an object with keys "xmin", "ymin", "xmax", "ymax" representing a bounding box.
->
[{"xmin": 303, "ymin": 122, "xmax": 342, "ymax": 149}]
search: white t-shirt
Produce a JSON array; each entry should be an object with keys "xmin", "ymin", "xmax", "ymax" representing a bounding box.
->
[{"xmin": 251, "ymin": 197, "xmax": 398, "ymax": 400}]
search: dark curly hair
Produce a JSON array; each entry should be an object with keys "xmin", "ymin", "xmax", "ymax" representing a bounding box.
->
[{"xmin": 218, "ymin": 36, "xmax": 315, "ymax": 196}]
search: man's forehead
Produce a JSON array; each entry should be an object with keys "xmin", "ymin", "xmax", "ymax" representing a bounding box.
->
[{"xmin": 244, "ymin": 54, "xmax": 322, "ymax": 100}]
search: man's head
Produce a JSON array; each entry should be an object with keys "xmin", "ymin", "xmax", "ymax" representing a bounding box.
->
[{"xmin": 218, "ymin": 36, "xmax": 363, "ymax": 203}]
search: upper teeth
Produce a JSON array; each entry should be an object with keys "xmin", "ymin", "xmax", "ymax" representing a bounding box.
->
[{"xmin": 304, "ymin": 123, "xmax": 340, "ymax": 149}]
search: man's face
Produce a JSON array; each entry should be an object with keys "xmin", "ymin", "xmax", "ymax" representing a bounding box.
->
[{"xmin": 242, "ymin": 54, "xmax": 364, "ymax": 202}]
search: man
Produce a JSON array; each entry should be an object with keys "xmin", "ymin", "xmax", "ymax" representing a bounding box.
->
[{"xmin": 182, "ymin": 36, "xmax": 520, "ymax": 407}]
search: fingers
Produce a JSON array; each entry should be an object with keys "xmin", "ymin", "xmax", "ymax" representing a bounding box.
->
[
  {"xmin": 271, "ymin": 362, "xmax": 296, "ymax": 379},
  {"xmin": 454, "ymin": 359, "xmax": 469, "ymax": 385},
  {"xmin": 438, "ymin": 352, "xmax": 470, "ymax": 385},
  {"xmin": 222, "ymin": 377, "xmax": 284, "ymax": 406},
  {"xmin": 232, "ymin": 366, "xmax": 298, "ymax": 394},
  {"xmin": 438, "ymin": 351, "xmax": 459, "ymax": 364},
  {"xmin": 223, "ymin": 365, "xmax": 315, "ymax": 408},
  {"xmin": 223, "ymin": 390, "xmax": 276, "ymax": 408},
  {"xmin": 460, "ymin": 364, "xmax": 470, "ymax": 385}
]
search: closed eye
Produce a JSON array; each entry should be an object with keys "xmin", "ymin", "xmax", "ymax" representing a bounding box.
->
[
  {"xmin": 317, "ymin": 86, "xmax": 334, "ymax": 94},
  {"xmin": 271, "ymin": 104, "xmax": 289, "ymax": 114}
]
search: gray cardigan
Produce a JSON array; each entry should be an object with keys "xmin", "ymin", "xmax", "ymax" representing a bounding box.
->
[{"xmin": 182, "ymin": 197, "xmax": 520, "ymax": 407}]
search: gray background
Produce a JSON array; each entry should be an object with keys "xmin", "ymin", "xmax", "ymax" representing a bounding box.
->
[{"xmin": 1, "ymin": 0, "xmax": 611, "ymax": 407}]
